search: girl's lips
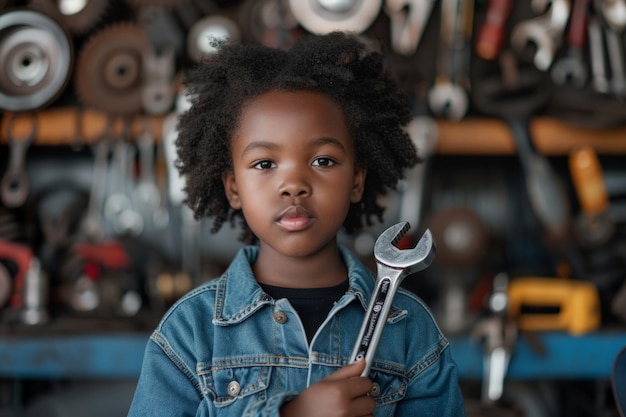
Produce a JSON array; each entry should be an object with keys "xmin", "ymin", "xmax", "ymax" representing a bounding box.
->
[{"xmin": 277, "ymin": 206, "xmax": 314, "ymax": 231}]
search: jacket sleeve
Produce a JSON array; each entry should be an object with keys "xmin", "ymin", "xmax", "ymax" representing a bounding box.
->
[
  {"xmin": 127, "ymin": 335, "xmax": 202, "ymax": 417},
  {"xmin": 394, "ymin": 344, "xmax": 466, "ymax": 417}
]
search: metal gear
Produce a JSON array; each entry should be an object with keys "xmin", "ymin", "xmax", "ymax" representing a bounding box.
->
[
  {"xmin": 0, "ymin": 9, "xmax": 73, "ymax": 112},
  {"xmin": 74, "ymin": 22, "xmax": 152, "ymax": 115},
  {"xmin": 28, "ymin": 0, "xmax": 110, "ymax": 35}
]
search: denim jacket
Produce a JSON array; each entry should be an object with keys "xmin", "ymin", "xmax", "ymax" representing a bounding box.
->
[{"xmin": 128, "ymin": 245, "xmax": 465, "ymax": 417}]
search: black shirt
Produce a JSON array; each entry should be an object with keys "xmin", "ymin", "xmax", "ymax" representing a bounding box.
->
[{"xmin": 260, "ymin": 280, "xmax": 349, "ymax": 343}]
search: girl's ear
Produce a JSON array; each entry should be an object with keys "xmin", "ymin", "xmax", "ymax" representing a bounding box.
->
[
  {"xmin": 351, "ymin": 165, "xmax": 367, "ymax": 203},
  {"xmin": 222, "ymin": 171, "xmax": 242, "ymax": 210}
]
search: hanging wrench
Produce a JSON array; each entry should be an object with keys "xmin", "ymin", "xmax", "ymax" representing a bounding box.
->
[
  {"xmin": 588, "ymin": 15, "xmax": 610, "ymax": 92},
  {"xmin": 385, "ymin": 0, "xmax": 437, "ymax": 55},
  {"xmin": 475, "ymin": 0, "xmax": 514, "ymax": 60},
  {"xmin": 1, "ymin": 113, "xmax": 36, "ymax": 208},
  {"xmin": 598, "ymin": 0, "xmax": 626, "ymax": 96},
  {"xmin": 551, "ymin": 0, "xmax": 590, "ymax": 87},
  {"xmin": 510, "ymin": 0, "xmax": 571, "ymax": 71},
  {"xmin": 596, "ymin": 0, "xmax": 626, "ymax": 31},
  {"xmin": 350, "ymin": 222, "xmax": 436, "ymax": 376},
  {"xmin": 428, "ymin": 0, "xmax": 474, "ymax": 121}
]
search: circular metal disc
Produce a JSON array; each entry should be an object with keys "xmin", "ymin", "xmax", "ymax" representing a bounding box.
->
[
  {"xmin": 288, "ymin": 0, "xmax": 382, "ymax": 34},
  {"xmin": 74, "ymin": 22, "xmax": 152, "ymax": 115},
  {"xmin": 0, "ymin": 10, "xmax": 73, "ymax": 112},
  {"xmin": 187, "ymin": 15, "xmax": 241, "ymax": 62}
]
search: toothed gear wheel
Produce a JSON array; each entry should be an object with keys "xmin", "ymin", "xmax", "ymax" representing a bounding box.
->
[
  {"xmin": 0, "ymin": 9, "xmax": 73, "ymax": 111},
  {"xmin": 29, "ymin": 0, "xmax": 109, "ymax": 34},
  {"xmin": 75, "ymin": 23, "xmax": 152, "ymax": 115}
]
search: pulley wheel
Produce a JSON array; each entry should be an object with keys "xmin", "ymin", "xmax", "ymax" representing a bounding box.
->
[
  {"xmin": 288, "ymin": 0, "xmax": 382, "ymax": 34},
  {"xmin": 0, "ymin": 9, "xmax": 73, "ymax": 111}
]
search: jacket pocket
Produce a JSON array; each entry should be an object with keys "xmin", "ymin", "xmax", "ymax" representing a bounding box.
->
[
  {"xmin": 198, "ymin": 362, "xmax": 272, "ymax": 407},
  {"xmin": 369, "ymin": 367, "xmax": 407, "ymax": 407}
]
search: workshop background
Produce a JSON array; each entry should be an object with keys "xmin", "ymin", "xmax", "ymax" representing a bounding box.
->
[{"xmin": 1, "ymin": 0, "xmax": 626, "ymax": 416}]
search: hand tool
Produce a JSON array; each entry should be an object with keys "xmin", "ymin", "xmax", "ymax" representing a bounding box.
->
[
  {"xmin": 510, "ymin": 0, "xmax": 571, "ymax": 71},
  {"xmin": 141, "ymin": 47, "xmax": 175, "ymax": 115},
  {"xmin": 475, "ymin": 0, "xmax": 514, "ymax": 60},
  {"xmin": 80, "ymin": 133, "xmax": 111, "ymax": 242},
  {"xmin": 472, "ymin": 273, "xmax": 517, "ymax": 404},
  {"xmin": 551, "ymin": 0, "xmax": 590, "ymax": 88},
  {"xmin": 1, "ymin": 113, "xmax": 36, "ymax": 208},
  {"xmin": 0, "ymin": 239, "xmax": 47, "ymax": 324},
  {"xmin": 596, "ymin": 0, "xmax": 626, "ymax": 31},
  {"xmin": 398, "ymin": 114, "xmax": 438, "ymax": 235},
  {"xmin": 604, "ymin": 26, "xmax": 626, "ymax": 96},
  {"xmin": 350, "ymin": 222, "xmax": 436, "ymax": 376},
  {"xmin": 588, "ymin": 15, "xmax": 610, "ymax": 93},
  {"xmin": 135, "ymin": 129, "xmax": 169, "ymax": 232},
  {"xmin": 385, "ymin": 0, "xmax": 437, "ymax": 55},
  {"xmin": 428, "ymin": 0, "xmax": 474, "ymax": 121},
  {"xmin": 472, "ymin": 53, "xmax": 585, "ymax": 278},
  {"xmin": 569, "ymin": 145, "xmax": 614, "ymax": 248}
]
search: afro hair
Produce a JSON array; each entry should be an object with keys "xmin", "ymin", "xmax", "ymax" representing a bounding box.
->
[{"xmin": 176, "ymin": 31, "xmax": 419, "ymax": 243}]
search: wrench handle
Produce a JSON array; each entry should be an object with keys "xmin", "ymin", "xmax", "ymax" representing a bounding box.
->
[
  {"xmin": 350, "ymin": 276, "xmax": 398, "ymax": 377},
  {"xmin": 567, "ymin": 0, "xmax": 589, "ymax": 48},
  {"xmin": 475, "ymin": 0, "xmax": 514, "ymax": 60}
]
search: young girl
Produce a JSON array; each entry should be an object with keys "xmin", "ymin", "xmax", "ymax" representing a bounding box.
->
[{"xmin": 128, "ymin": 31, "xmax": 465, "ymax": 417}]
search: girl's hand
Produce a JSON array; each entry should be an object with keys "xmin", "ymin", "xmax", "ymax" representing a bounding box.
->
[{"xmin": 280, "ymin": 359, "xmax": 376, "ymax": 417}]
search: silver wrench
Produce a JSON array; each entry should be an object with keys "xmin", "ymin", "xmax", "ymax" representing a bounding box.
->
[
  {"xmin": 551, "ymin": 0, "xmax": 590, "ymax": 88},
  {"xmin": 1, "ymin": 113, "xmax": 36, "ymax": 208},
  {"xmin": 588, "ymin": 15, "xmax": 610, "ymax": 93},
  {"xmin": 350, "ymin": 222, "xmax": 436, "ymax": 376},
  {"xmin": 510, "ymin": 0, "xmax": 571, "ymax": 71},
  {"xmin": 385, "ymin": 0, "xmax": 437, "ymax": 55},
  {"xmin": 428, "ymin": 0, "xmax": 474, "ymax": 121}
]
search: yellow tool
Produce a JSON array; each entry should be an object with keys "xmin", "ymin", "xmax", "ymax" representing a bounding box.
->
[{"xmin": 507, "ymin": 277, "xmax": 601, "ymax": 335}]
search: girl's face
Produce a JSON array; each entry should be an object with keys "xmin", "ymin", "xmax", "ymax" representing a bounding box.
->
[{"xmin": 223, "ymin": 90, "xmax": 366, "ymax": 259}]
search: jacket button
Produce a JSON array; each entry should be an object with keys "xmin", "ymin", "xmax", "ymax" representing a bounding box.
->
[
  {"xmin": 227, "ymin": 381, "xmax": 241, "ymax": 397},
  {"xmin": 369, "ymin": 382, "xmax": 381, "ymax": 398},
  {"xmin": 273, "ymin": 311, "xmax": 288, "ymax": 324}
]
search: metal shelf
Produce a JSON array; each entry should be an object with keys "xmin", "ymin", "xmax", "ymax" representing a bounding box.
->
[{"xmin": 0, "ymin": 331, "xmax": 624, "ymax": 380}]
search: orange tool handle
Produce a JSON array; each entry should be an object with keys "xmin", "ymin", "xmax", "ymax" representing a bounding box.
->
[{"xmin": 569, "ymin": 145, "xmax": 610, "ymax": 216}]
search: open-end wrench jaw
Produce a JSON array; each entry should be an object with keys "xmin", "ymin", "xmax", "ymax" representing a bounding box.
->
[
  {"xmin": 350, "ymin": 222, "xmax": 437, "ymax": 377},
  {"xmin": 374, "ymin": 221, "xmax": 436, "ymax": 272}
]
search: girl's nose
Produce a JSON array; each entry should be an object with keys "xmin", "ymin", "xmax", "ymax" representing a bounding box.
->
[{"xmin": 279, "ymin": 172, "xmax": 311, "ymax": 198}]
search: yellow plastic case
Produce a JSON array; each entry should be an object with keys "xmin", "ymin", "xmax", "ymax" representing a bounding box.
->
[{"xmin": 507, "ymin": 277, "xmax": 601, "ymax": 335}]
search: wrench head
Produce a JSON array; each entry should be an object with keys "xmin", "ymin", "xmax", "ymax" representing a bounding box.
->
[{"xmin": 374, "ymin": 221, "xmax": 436, "ymax": 273}]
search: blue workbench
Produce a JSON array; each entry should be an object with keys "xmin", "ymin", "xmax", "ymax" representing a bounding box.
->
[{"xmin": 0, "ymin": 331, "xmax": 624, "ymax": 380}]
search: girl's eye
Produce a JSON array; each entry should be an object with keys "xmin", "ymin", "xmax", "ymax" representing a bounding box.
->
[
  {"xmin": 312, "ymin": 157, "xmax": 335, "ymax": 167},
  {"xmin": 253, "ymin": 160, "xmax": 276, "ymax": 170}
]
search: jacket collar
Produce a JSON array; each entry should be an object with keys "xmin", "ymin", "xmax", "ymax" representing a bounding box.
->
[{"xmin": 213, "ymin": 245, "xmax": 403, "ymax": 325}]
